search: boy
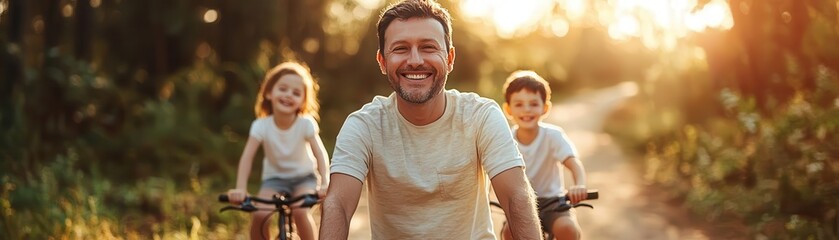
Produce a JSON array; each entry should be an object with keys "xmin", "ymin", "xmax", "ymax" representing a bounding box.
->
[{"xmin": 501, "ymin": 70, "xmax": 588, "ymax": 240}]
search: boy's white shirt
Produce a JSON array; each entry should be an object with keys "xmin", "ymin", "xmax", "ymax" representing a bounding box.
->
[
  {"xmin": 513, "ymin": 122, "xmax": 579, "ymax": 198},
  {"xmin": 330, "ymin": 89, "xmax": 524, "ymax": 240},
  {"xmin": 249, "ymin": 114, "xmax": 319, "ymax": 180}
]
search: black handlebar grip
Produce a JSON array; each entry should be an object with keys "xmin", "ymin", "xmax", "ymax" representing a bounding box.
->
[
  {"xmin": 587, "ymin": 190, "xmax": 599, "ymax": 200},
  {"xmin": 218, "ymin": 194, "xmax": 229, "ymax": 202}
]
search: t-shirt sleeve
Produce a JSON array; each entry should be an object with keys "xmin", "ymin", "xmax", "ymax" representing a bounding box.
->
[
  {"xmin": 304, "ymin": 115, "xmax": 319, "ymax": 140},
  {"xmin": 552, "ymin": 129, "xmax": 578, "ymax": 163},
  {"xmin": 248, "ymin": 119, "xmax": 264, "ymax": 142},
  {"xmin": 477, "ymin": 103, "xmax": 525, "ymax": 178},
  {"xmin": 329, "ymin": 114, "xmax": 371, "ymax": 182}
]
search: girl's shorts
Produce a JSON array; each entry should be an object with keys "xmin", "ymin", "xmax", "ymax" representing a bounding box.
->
[{"xmin": 260, "ymin": 173, "xmax": 317, "ymax": 195}]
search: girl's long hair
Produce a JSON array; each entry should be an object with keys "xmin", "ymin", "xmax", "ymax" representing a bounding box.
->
[{"xmin": 254, "ymin": 62, "xmax": 320, "ymax": 121}]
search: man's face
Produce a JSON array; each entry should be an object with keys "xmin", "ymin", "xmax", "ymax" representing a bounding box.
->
[{"xmin": 377, "ymin": 18, "xmax": 455, "ymax": 104}]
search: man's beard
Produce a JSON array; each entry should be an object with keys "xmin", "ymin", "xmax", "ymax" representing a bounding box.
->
[{"xmin": 388, "ymin": 73, "xmax": 445, "ymax": 104}]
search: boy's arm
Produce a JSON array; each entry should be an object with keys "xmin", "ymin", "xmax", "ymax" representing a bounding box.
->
[
  {"xmin": 309, "ymin": 134, "xmax": 330, "ymax": 197},
  {"xmin": 492, "ymin": 167, "xmax": 542, "ymax": 240},
  {"xmin": 562, "ymin": 156, "xmax": 587, "ymax": 204},
  {"xmin": 320, "ymin": 173, "xmax": 363, "ymax": 240}
]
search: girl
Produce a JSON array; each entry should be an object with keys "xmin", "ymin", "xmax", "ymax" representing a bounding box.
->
[{"xmin": 227, "ymin": 62, "xmax": 329, "ymax": 240}]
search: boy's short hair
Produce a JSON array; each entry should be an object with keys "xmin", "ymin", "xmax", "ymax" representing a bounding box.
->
[{"xmin": 503, "ymin": 70, "xmax": 551, "ymax": 104}]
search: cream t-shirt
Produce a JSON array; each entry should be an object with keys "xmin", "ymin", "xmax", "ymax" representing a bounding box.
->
[
  {"xmin": 330, "ymin": 89, "xmax": 524, "ymax": 239},
  {"xmin": 249, "ymin": 114, "xmax": 319, "ymax": 180}
]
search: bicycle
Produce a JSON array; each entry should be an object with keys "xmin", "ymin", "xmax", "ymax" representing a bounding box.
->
[
  {"xmin": 491, "ymin": 189, "xmax": 599, "ymax": 240},
  {"xmin": 218, "ymin": 192, "xmax": 320, "ymax": 240}
]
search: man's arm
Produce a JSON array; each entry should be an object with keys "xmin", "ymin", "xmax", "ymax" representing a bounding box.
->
[
  {"xmin": 319, "ymin": 173, "xmax": 363, "ymax": 240},
  {"xmin": 492, "ymin": 167, "xmax": 542, "ymax": 240}
]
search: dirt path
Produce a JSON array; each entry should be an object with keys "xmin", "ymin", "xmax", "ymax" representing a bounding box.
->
[
  {"xmin": 543, "ymin": 82, "xmax": 709, "ymax": 240},
  {"xmin": 342, "ymin": 82, "xmax": 710, "ymax": 239}
]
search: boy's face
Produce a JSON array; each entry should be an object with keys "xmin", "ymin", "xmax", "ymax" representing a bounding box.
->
[{"xmin": 504, "ymin": 89, "xmax": 548, "ymax": 129}]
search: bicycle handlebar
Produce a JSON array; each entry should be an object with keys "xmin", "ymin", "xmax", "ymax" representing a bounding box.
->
[
  {"xmin": 218, "ymin": 193, "xmax": 320, "ymax": 208},
  {"xmin": 581, "ymin": 190, "xmax": 599, "ymax": 200},
  {"xmin": 490, "ymin": 189, "xmax": 599, "ymax": 209}
]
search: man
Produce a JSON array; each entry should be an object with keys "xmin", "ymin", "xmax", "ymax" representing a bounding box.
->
[{"xmin": 320, "ymin": 0, "xmax": 542, "ymax": 239}]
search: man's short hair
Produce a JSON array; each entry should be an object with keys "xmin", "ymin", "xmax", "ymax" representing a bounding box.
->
[{"xmin": 376, "ymin": 0, "xmax": 453, "ymax": 53}]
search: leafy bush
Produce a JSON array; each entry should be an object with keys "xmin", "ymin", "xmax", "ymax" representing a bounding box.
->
[
  {"xmin": 637, "ymin": 68, "xmax": 838, "ymax": 239},
  {"xmin": 0, "ymin": 147, "xmax": 255, "ymax": 239}
]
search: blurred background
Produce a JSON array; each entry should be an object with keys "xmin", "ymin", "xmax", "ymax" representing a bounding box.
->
[{"xmin": 1, "ymin": 0, "xmax": 836, "ymax": 239}]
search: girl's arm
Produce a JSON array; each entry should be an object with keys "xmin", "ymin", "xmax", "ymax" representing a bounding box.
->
[
  {"xmin": 227, "ymin": 136, "xmax": 261, "ymax": 204},
  {"xmin": 309, "ymin": 134, "xmax": 330, "ymax": 197},
  {"xmin": 562, "ymin": 156, "xmax": 587, "ymax": 204}
]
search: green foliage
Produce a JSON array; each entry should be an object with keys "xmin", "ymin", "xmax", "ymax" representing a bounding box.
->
[
  {"xmin": 1, "ymin": 147, "xmax": 255, "ymax": 239},
  {"xmin": 1, "ymin": 148, "xmax": 117, "ymax": 239},
  {"xmin": 603, "ymin": 1, "xmax": 839, "ymax": 238},
  {"xmin": 1, "ymin": 51, "xmax": 260, "ymax": 238},
  {"xmin": 637, "ymin": 73, "xmax": 838, "ymax": 239}
]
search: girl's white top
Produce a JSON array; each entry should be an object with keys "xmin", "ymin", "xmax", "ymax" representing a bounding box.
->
[{"xmin": 249, "ymin": 114, "xmax": 319, "ymax": 180}]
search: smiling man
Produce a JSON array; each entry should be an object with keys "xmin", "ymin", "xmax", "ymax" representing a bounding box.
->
[{"xmin": 319, "ymin": 0, "xmax": 542, "ymax": 239}]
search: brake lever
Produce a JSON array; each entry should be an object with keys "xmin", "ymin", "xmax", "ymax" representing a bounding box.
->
[
  {"xmin": 556, "ymin": 204, "xmax": 572, "ymax": 212},
  {"xmin": 219, "ymin": 206, "xmax": 239, "ymax": 213},
  {"xmin": 241, "ymin": 203, "xmax": 257, "ymax": 212},
  {"xmin": 555, "ymin": 202, "xmax": 594, "ymax": 213},
  {"xmin": 219, "ymin": 202, "xmax": 258, "ymax": 213},
  {"xmin": 300, "ymin": 195, "xmax": 319, "ymax": 208}
]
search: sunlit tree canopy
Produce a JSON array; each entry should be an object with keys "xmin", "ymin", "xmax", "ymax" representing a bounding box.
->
[{"xmin": 460, "ymin": 0, "xmax": 734, "ymax": 50}]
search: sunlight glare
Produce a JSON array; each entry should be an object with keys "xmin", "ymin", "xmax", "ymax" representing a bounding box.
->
[
  {"xmin": 353, "ymin": 6, "xmax": 370, "ymax": 20},
  {"xmin": 648, "ymin": 0, "xmax": 674, "ymax": 30},
  {"xmin": 492, "ymin": 0, "xmax": 545, "ymax": 37},
  {"xmin": 461, "ymin": 0, "xmax": 490, "ymax": 18},
  {"xmin": 460, "ymin": 0, "xmax": 733, "ymax": 46},
  {"xmin": 562, "ymin": 0, "xmax": 587, "ymax": 21},
  {"xmin": 551, "ymin": 17, "xmax": 570, "ymax": 37},
  {"xmin": 603, "ymin": 0, "xmax": 733, "ymax": 47},
  {"xmin": 355, "ymin": 0, "xmax": 384, "ymax": 9},
  {"xmin": 62, "ymin": 4, "xmax": 74, "ymax": 17},
  {"xmin": 203, "ymin": 9, "xmax": 218, "ymax": 23},
  {"xmin": 642, "ymin": 32, "xmax": 659, "ymax": 49},
  {"xmin": 700, "ymin": 0, "xmax": 734, "ymax": 29},
  {"xmin": 684, "ymin": 12, "xmax": 707, "ymax": 32},
  {"xmin": 618, "ymin": 81, "xmax": 639, "ymax": 97},
  {"xmin": 608, "ymin": 15, "xmax": 639, "ymax": 40},
  {"xmin": 685, "ymin": 0, "xmax": 734, "ymax": 32},
  {"xmin": 461, "ymin": 0, "xmax": 552, "ymax": 38}
]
